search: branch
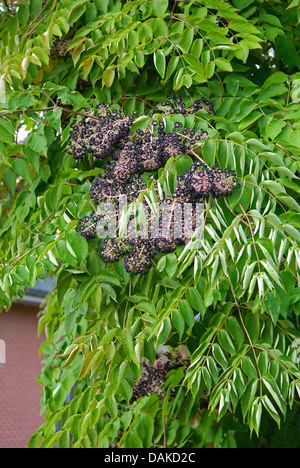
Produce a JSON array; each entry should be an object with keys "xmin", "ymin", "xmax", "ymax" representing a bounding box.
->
[
  {"xmin": 0, "ymin": 103, "xmax": 102, "ymax": 122},
  {"xmin": 187, "ymin": 148, "xmax": 208, "ymax": 167},
  {"xmin": 5, "ymin": 242, "xmax": 45, "ymax": 267},
  {"xmin": 60, "ymin": 107, "xmax": 102, "ymax": 121},
  {"xmin": 0, "ymin": 106, "xmax": 57, "ymax": 118},
  {"xmin": 13, "ymin": 1, "xmax": 57, "ymax": 53},
  {"xmin": 2, "ymin": 0, "xmax": 10, "ymax": 10}
]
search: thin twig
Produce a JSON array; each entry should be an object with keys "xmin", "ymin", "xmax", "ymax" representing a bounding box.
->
[
  {"xmin": 13, "ymin": 1, "xmax": 57, "ymax": 53},
  {"xmin": 3, "ymin": 0, "xmax": 10, "ymax": 11},
  {"xmin": 60, "ymin": 107, "xmax": 102, "ymax": 121},
  {"xmin": 33, "ymin": 89, "xmax": 56, "ymax": 107},
  {"xmin": 227, "ymin": 275, "xmax": 263, "ymax": 397},
  {"xmin": 0, "ymin": 106, "xmax": 56, "ymax": 118},
  {"xmin": 23, "ymin": 0, "xmax": 49, "ymax": 31},
  {"xmin": 5, "ymin": 242, "xmax": 45, "ymax": 267},
  {"xmin": 187, "ymin": 148, "xmax": 208, "ymax": 166},
  {"xmin": 40, "ymin": 211, "xmax": 54, "ymax": 227},
  {"xmin": 238, "ymin": 202, "xmax": 261, "ymax": 274}
]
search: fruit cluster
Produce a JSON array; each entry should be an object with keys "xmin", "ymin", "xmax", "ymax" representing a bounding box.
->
[
  {"xmin": 158, "ymin": 94, "xmax": 215, "ymax": 116},
  {"xmin": 67, "ymin": 103, "xmax": 135, "ymax": 160},
  {"xmin": 173, "ymin": 161, "xmax": 240, "ymax": 203},
  {"xmin": 130, "ymin": 353, "xmax": 190, "ymax": 403},
  {"xmin": 72, "ymin": 96, "xmax": 240, "ymax": 274},
  {"xmin": 50, "ymin": 38, "xmax": 72, "ymax": 57}
]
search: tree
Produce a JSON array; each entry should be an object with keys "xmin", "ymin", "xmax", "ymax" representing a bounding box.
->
[{"xmin": 0, "ymin": 0, "xmax": 299, "ymax": 449}]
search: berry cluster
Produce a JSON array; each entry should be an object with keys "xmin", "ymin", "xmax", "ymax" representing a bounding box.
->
[
  {"xmin": 73, "ymin": 96, "xmax": 240, "ymax": 274},
  {"xmin": 67, "ymin": 103, "xmax": 135, "ymax": 160},
  {"xmin": 50, "ymin": 38, "xmax": 72, "ymax": 57},
  {"xmin": 89, "ymin": 175, "xmax": 145, "ymax": 205},
  {"xmin": 174, "ymin": 161, "xmax": 240, "ymax": 203},
  {"xmin": 130, "ymin": 353, "xmax": 190, "ymax": 403},
  {"xmin": 156, "ymin": 94, "xmax": 215, "ymax": 116},
  {"xmin": 104, "ymin": 126, "xmax": 209, "ymax": 184}
]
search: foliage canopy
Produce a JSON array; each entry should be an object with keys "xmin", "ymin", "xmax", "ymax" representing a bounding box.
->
[{"xmin": 0, "ymin": 0, "xmax": 300, "ymax": 448}]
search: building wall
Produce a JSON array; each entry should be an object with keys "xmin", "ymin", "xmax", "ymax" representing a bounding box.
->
[{"xmin": 0, "ymin": 304, "xmax": 45, "ymax": 448}]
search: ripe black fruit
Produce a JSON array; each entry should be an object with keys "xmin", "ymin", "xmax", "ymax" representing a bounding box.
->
[{"xmin": 73, "ymin": 96, "xmax": 240, "ymax": 274}]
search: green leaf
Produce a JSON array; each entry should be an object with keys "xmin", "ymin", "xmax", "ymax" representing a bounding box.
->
[
  {"xmin": 150, "ymin": 0, "xmax": 169, "ymax": 17},
  {"xmin": 56, "ymin": 239, "xmax": 78, "ymax": 266},
  {"xmin": 186, "ymin": 288, "xmax": 205, "ymax": 315},
  {"xmin": 61, "ymin": 345, "xmax": 80, "ymax": 368},
  {"xmin": 183, "ymin": 53, "xmax": 206, "ymax": 81},
  {"xmin": 262, "ymin": 395, "xmax": 281, "ymax": 428},
  {"xmin": 265, "ymin": 291, "xmax": 280, "ymax": 324},
  {"xmin": 179, "ymin": 300, "xmax": 195, "ymax": 330},
  {"xmin": 23, "ymin": 145, "xmax": 40, "ymax": 173},
  {"xmin": 79, "ymin": 349, "xmax": 102, "ymax": 379},
  {"xmin": 257, "ymin": 352, "xmax": 269, "ymax": 376},
  {"xmin": 83, "ymin": 56, "xmax": 95, "ymax": 79},
  {"xmin": 69, "ymin": 3, "xmax": 87, "ymax": 24},
  {"xmin": 287, "ymin": 0, "xmax": 299, "ymax": 8},
  {"xmin": 101, "ymin": 283, "xmax": 117, "ymax": 302},
  {"xmin": 144, "ymin": 339, "xmax": 156, "ymax": 365},
  {"xmin": 12, "ymin": 158, "xmax": 32, "ymax": 184},
  {"xmin": 97, "ymin": 272, "xmax": 121, "ymax": 287},
  {"xmin": 135, "ymin": 414, "xmax": 154, "ymax": 448},
  {"xmin": 47, "ymin": 108, "xmax": 62, "ymax": 132},
  {"xmin": 92, "ymin": 286, "xmax": 102, "ymax": 312},
  {"xmin": 165, "ymin": 56, "xmax": 180, "ymax": 81},
  {"xmin": 250, "ymin": 400, "xmax": 262, "ymax": 436},
  {"xmin": 241, "ymin": 378, "xmax": 258, "ymax": 422},
  {"xmin": 157, "ymin": 255, "xmax": 167, "ymax": 272},
  {"xmin": 157, "ymin": 317, "xmax": 171, "ymax": 347},
  {"xmin": 153, "ymin": 50, "xmax": 166, "ymax": 79},
  {"xmin": 29, "ymin": 0, "xmax": 42, "ymax": 17},
  {"xmin": 218, "ymin": 329, "xmax": 236, "ymax": 355},
  {"xmin": 66, "ymin": 231, "xmax": 88, "ymax": 261},
  {"xmin": 31, "ymin": 47, "xmax": 49, "ymax": 66},
  {"xmin": 175, "ymin": 155, "xmax": 193, "ymax": 174},
  {"xmin": 213, "ymin": 343, "xmax": 228, "ymax": 370},
  {"xmin": 102, "ymin": 68, "xmax": 115, "ymax": 88},
  {"xmin": 72, "ymin": 43, "xmax": 86, "ymax": 66},
  {"xmin": 4, "ymin": 169, "xmax": 17, "ymax": 194},
  {"xmin": 262, "ymin": 181, "xmax": 286, "ymax": 200},
  {"xmin": 172, "ymin": 309, "xmax": 185, "ymax": 339},
  {"xmin": 179, "ymin": 28, "xmax": 194, "ymax": 53},
  {"xmin": 120, "ymin": 431, "xmax": 143, "ymax": 448},
  {"xmin": 215, "ymin": 58, "xmax": 233, "ymax": 72},
  {"xmin": 245, "ymin": 313, "xmax": 260, "ymax": 343},
  {"xmin": 266, "ymin": 118, "xmax": 285, "ymax": 139},
  {"xmin": 27, "ymin": 132, "xmax": 47, "ymax": 156},
  {"xmin": 282, "ymin": 224, "xmax": 300, "ymax": 243},
  {"xmin": 262, "ymin": 374, "xmax": 286, "ymax": 416},
  {"xmin": 8, "ymin": 92, "xmax": 21, "ymax": 112},
  {"xmin": 0, "ymin": 116, "xmax": 14, "ymax": 136},
  {"xmin": 94, "ymin": 0, "xmax": 109, "ymax": 14},
  {"xmin": 225, "ymin": 316, "xmax": 245, "ymax": 348},
  {"xmin": 165, "ymin": 253, "xmax": 177, "ymax": 277},
  {"xmin": 18, "ymin": 92, "xmax": 35, "ymax": 110},
  {"xmin": 260, "ymin": 152, "xmax": 283, "ymax": 166},
  {"xmin": 136, "ymin": 300, "xmax": 155, "ymax": 315},
  {"xmin": 18, "ymin": 4, "xmax": 30, "ymax": 24},
  {"xmin": 241, "ymin": 356, "xmax": 258, "ymax": 379},
  {"xmin": 277, "ymin": 195, "xmax": 300, "ymax": 212},
  {"xmin": 174, "ymin": 68, "xmax": 185, "ymax": 90}
]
